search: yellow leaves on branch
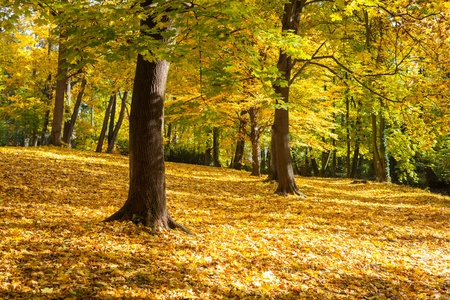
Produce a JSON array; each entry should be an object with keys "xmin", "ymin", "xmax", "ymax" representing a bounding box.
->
[{"xmin": 0, "ymin": 147, "xmax": 449, "ymax": 299}]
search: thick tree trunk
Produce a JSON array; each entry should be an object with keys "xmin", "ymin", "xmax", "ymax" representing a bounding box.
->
[
  {"xmin": 271, "ymin": 0, "xmax": 306, "ymax": 197},
  {"xmin": 231, "ymin": 112, "xmax": 247, "ymax": 170},
  {"xmin": 213, "ymin": 127, "xmax": 221, "ymax": 167},
  {"xmin": 104, "ymin": 0, "xmax": 187, "ymax": 233},
  {"xmin": 311, "ymin": 157, "xmax": 320, "ymax": 177},
  {"xmin": 96, "ymin": 93, "xmax": 115, "ymax": 153},
  {"xmin": 32, "ymin": 130, "xmax": 38, "ymax": 147},
  {"xmin": 107, "ymin": 91, "xmax": 128, "ymax": 154},
  {"xmin": 265, "ymin": 127, "xmax": 278, "ymax": 181},
  {"xmin": 47, "ymin": 39, "xmax": 66, "ymax": 147},
  {"xmin": 249, "ymin": 106, "xmax": 261, "ymax": 177},
  {"xmin": 62, "ymin": 77, "xmax": 87, "ymax": 147}
]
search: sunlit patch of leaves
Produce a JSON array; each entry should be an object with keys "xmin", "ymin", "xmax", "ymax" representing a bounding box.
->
[{"xmin": 0, "ymin": 147, "xmax": 449, "ymax": 299}]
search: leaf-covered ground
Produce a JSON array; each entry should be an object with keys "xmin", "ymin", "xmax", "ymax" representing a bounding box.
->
[{"xmin": 0, "ymin": 147, "xmax": 449, "ymax": 300}]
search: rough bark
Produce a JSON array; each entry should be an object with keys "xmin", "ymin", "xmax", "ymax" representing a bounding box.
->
[
  {"xmin": 96, "ymin": 93, "xmax": 115, "ymax": 153},
  {"xmin": 249, "ymin": 106, "xmax": 261, "ymax": 177},
  {"xmin": 62, "ymin": 77, "xmax": 87, "ymax": 147},
  {"xmin": 106, "ymin": 91, "xmax": 128, "ymax": 154},
  {"xmin": 104, "ymin": 0, "xmax": 188, "ymax": 233},
  {"xmin": 47, "ymin": 39, "xmax": 66, "ymax": 147}
]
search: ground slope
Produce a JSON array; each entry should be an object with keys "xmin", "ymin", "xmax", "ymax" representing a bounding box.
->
[{"xmin": 0, "ymin": 147, "xmax": 449, "ymax": 299}]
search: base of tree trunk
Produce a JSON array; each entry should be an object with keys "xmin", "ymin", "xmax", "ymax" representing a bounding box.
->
[
  {"xmin": 275, "ymin": 183, "xmax": 307, "ymax": 198},
  {"xmin": 104, "ymin": 202, "xmax": 191, "ymax": 235}
]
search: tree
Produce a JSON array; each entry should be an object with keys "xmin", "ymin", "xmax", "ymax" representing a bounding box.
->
[
  {"xmin": 106, "ymin": 91, "xmax": 128, "ymax": 154},
  {"xmin": 62, "ymin": 77, "xmax": 87, "ymax": 147},
  {"xmin": 271, "ymin": 0, "xmax": 307, "ymax": 196},
  {"xmin": 105, "ymin": 0, "xmax": 189, "ymax": 233}
]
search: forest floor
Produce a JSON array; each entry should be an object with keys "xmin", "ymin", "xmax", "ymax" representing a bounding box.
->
[{"xmin": 0, "ymin": 147, "xmax": 449, "ymax": 300}]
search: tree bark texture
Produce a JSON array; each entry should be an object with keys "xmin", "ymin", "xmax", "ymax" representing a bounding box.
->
[
  {"xmin": 104, "ymin": 0, "xmax": 188, "ymax": 233},
  {"xmin": 249, "ymin": 106, "xmax": 261, "ymax": 177},
  {"xmin": 96, "ymin": 93, "xmax": 115, "ymax": 153},
  {"xmin": 47, "ymin": 39, "xmax": 66, "ymax": 147},
  {"xmin": 107, "ymin": 91, "xmax": 128, "ymax": 154},
  {"xmin": 62, "ymin": 77, "xmax": 87, "ymax": 147}
]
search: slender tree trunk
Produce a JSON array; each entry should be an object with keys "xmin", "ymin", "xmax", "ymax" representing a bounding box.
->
[
  {"xmin": 108, "ymin": 92, "xmax": 117, "ymax": 146},
  {"xmin": 213, "ymin": 127, "xmax": 221, "ymax": 167},
  {"xmin": 249, "ymin": 106, "xmax": 261, "ymax": 177},
  {"xmin": 379, "ymin": 100, "xmax": 390, "ymax": 181},
  {"xmin": 350, "ymin": 100, "xmax": 362, "ymax": 178},
  {"xmin": 105, "ymin": 0, "xmax": 188, "ymax": 233},
  {"xmin": 48, "ymin": 39, "xmax": 66, "ymax": 146},
  {"xmin": 96, "ymin": 93, "xmax": 115, "ymax": 153},
  {"xmin": 40, "ymin": 110, "xmax": 50, "ymax": 146},
  {"xmin": 107, "ymin": 91, "xmax": 128, "ymax": 154},
  {"xmin": 346, "ymin": 96, "xmax": 351, "ymax": 178},
  {"xmin": 372, "ymin": 113, "xmax": 386, "ymax": 182},
  {"xmin": 62, "ymin": 78, "xmax": 87, "ymax": 147}
]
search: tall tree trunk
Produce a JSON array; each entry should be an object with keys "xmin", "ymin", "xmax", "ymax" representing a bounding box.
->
[
  {"xmin": 350, "ymin": 100, "xmax": 362, "ymax": 178},
  {"xmin": 213, "ymin": 127, "xmax": 221, "ymax": 167},
  {"xmin": 249, "ymin": 106, "xmax": 261, "ymax": 177},
  {"xmin": 105, "ymin": 0, "xmax": 188, "ymax": 233},
  {"xmin": 379, "ymin": 100, "xmax": 390, "ymax": 181},
  {"xmin": 108, "ymin": 92, "xmax": 117, "ymax": 146},
  {"xmin": 62, "ymin": 77, "xmax": 87, "ymax": 147},
  {"xmin": 47, "ymin": 39, "xmax": 66, "ymax": 147},
  {"xmin": 107, "ymin": 91, "xmax": 128, "ymax": 154},
  {"xmin": 231, "ymin": 112, "xmax": 247, "ymax": 170},
  {"xmin": 272, "ymin": 0, "xmax": 306, "ymax": 196},
  {"xmin": 265, "ymin": 126, "xmax": 278, "ymax": 181},
  {"xmin": 372, "ymin": 113, "xmax": 386, "ymax": 182},
  {"xmin": 96, "ymin": 93, "xmax": 115, "ymax": 153},
  {"xmin": 346, "ymin": 96, "xmax": 351, "ymax": 178},
  {"xmin": 62, "ymin": 76, "xmax": 72, "ymax": 143}
]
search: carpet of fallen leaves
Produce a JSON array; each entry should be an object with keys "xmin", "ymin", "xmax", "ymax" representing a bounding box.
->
[{"xmin": 0, "ymin": 147, "xmax": 449, "ymax": 300}]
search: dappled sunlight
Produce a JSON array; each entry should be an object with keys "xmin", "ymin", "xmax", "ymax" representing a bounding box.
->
[{"xmin": 1, "ymin": 147, "xmax": 449, "ymax": 299}]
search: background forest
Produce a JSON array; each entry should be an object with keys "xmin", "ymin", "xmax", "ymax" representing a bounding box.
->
[{"xmin": 0, "ymin": 0, "xmax": 449, "ymax": 192}]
